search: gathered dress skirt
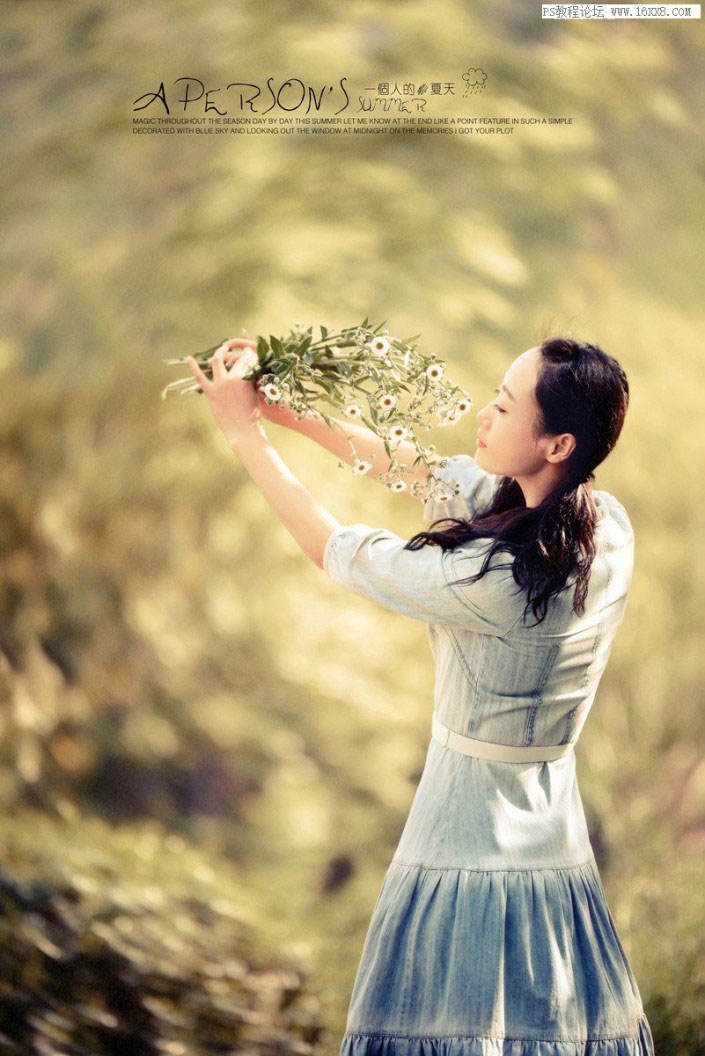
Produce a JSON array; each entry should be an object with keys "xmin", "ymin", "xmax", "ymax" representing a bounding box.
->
[{"xmin": 339, "ymin": 724, "xmax": 654, "ymax": 1056}]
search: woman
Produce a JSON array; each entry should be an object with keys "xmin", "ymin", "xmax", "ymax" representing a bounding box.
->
[{"xmin": 187, "ymin": 333, "xmax": 655, "ymax": 1055}]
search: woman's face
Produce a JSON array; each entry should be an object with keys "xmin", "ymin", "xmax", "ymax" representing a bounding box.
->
[{"xmin": 474, "ymin": 346, "xmax": 552, "ymax": 479}]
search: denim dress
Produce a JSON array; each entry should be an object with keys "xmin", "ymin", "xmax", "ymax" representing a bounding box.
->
[{"xmin": 323, "ymin": 455, "xmax": 654, "ymax": 1056}]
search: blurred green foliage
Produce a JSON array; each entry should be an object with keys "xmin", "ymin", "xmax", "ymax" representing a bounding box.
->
[
  {"xmin": 1, "ymin": 0, "xmax": 704, "ymax": 1052},
  {"xmin": 0, "ymin": 808, "xmax": 324, "ymax": 1054}
]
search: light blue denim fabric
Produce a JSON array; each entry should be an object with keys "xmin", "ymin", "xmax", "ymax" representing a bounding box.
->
[{"xmin": 324, "ymin": 455, "xmax": 654, "ymax": 1055}]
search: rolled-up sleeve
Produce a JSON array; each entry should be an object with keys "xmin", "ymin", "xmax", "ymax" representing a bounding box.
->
[
  {"xmin": 424, "ymin": 454, "xmax": 502, "ymax": 526},
  {"xmin": 323, "ymin": 523, "xmax": 525, "ymax": 636}
]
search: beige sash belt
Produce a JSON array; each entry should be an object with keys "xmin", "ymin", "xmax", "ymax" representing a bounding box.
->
[{"xmin": 431, "ymin": 711, "xmax": 574, "ymax": 763}]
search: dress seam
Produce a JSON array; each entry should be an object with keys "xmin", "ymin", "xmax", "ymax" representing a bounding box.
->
[
  {"xmin": 562, "ymin": 534, "xmax": 611, "ymax": 744},
  {"xmin": 388, "ymin": 858, "xmax": 597, "ymax": 873},
  {"xmin": 444, "ymin": 624, "xmax": 482, "ymax": 692},
  {"xmin": 343, "ymin": 1020, "xmax": 647, "ymax": 1043}
]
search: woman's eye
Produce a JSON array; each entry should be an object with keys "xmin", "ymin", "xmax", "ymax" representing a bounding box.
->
[{"xmin": 493, "ymin": 403, "xmax": 506, "ymax": 414}]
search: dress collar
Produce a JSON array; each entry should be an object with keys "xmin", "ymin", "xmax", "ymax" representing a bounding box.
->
[{"xmin": 594, "ymin": 492, "xmax": 607, "ymax": 522}]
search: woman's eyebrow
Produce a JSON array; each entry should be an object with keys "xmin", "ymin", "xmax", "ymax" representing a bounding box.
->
[{"xmin": 495, "ymin": 384, "xmax": 517, "ymax": 402}]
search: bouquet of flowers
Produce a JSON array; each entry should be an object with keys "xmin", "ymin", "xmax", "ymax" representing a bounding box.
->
[{"xmin": 161, "ymin": 319, "xmax": 472, "ymax": 503}]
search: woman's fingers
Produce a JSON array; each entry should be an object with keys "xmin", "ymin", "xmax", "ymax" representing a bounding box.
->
[
  {"xmin": 220, "ymin": 341, "xmax": 257, "ymax": 367},
  {"xmin": 224, "ymin": 344, "xmax": 250, "ymax": 359},
  {"xmin": 187, "ymin": 331, "xmax": 257, "ymax": 383},
  {"xmin": 210, "ymin": 346, "xmax": 227, "ymax": 381},
  {"xmin": 224, "ymin": 332, "xmax": 257, "ymax": 351},
  {"xmin": 187, "ymin": 356, "xmax": 211, "ymax": 389},
  {"xmin": 229, "ymin": 347, "xmax": 257, "ymax": 379},
  {"xmin": 210, "ymin": 344, "xmax": 257, "ymax": 382},
  {"xmin": 224, "ymin": 348, "xmax": 252, "ymax": 365},
  {"xmin": 243, "ymin": 347, "xmax": 259, "ymax": 373}
]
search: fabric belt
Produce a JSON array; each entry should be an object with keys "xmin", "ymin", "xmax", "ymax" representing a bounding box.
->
[{"xmin": 431, "ymin": 711, "xmax": 574, "ymax": 763}]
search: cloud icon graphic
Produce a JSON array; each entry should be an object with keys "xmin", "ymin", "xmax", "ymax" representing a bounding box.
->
[{"xmin": 463, "ymin": 67, "xmax": 488, "ymax": 87}]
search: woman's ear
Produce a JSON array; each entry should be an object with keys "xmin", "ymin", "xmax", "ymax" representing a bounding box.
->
[{"xmin": 546, "ymin": 433, "xmax": 576, "ymax": 464}]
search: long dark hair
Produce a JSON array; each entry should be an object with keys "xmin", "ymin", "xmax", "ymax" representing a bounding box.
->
[{"xmin": 404, "ymin": 337, "xmax": 630, "ymax": 626}]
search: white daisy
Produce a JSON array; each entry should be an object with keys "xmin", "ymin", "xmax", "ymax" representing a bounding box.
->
[
  {"xmin": 390, "ymin": 479, "xmax": 407, "ymax": 492},
  {"xmin": 343, "ymin": 403, "xmax": 363, "ymax": 419},
  {"xmin": 426, "ymin": 364, "xmax": 444, "ymax": 382},
  {"xmin": 388, "ymin": 425, "xmax": 408, "ymax": 443},
  {"xmin": 379, "ymin": 392, "xmax": 397, "ymax": 411},
  {"xmin": 263, "ymin": 383, "xmax": 282, "ymax": 402},
  {"xmin": 370, "ymin": 336, "xmax": 390, "ymax": 357},
  {"xmin": 353, "ymin": 459, "xmax": 372, "ymax": 475},
  {"xmin": 456, "ymin": 398, "xmax": 472, "ymax": 414}
]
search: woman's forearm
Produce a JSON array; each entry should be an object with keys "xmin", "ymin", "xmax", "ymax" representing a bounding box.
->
[
  {"xmin": 229, "ymin": 428, "xmax": 339, "ymax": 569},
  {"xmin": 262, "ymin": 399, "xmax": 428, "ymax": 495}
]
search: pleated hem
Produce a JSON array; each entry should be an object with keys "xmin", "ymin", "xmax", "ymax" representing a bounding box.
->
[
  {"xmin": 343, "ymin": 859, "xmax": 648, "ymax": 1038},
  {"xmin": 340, "ymin": 1010, "xmax": 654, "ymax": 1055}
]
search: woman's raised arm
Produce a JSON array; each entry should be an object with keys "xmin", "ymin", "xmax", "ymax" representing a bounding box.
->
[
  {"xmin": 224, "ymin": 333, "xmax": 429, "ymax": 499},
  {"xmin": 270, "ymin": 403, "xmax": 429, "ymax": 497},
  {"xmin": 187, "ymin": 344, "xmax": 338, "ymax": 568}
]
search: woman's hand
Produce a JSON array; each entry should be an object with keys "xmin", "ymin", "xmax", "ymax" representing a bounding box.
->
[
  {"xmin": 187, "ymin": 328, "xmax": 265, "ymax": 446},
  {"xmin": 209, "ymin": 329, "xmax": 296, "ymax": 427},
  {"xmin": 219, "ymin": 329, "xmax": 258, "ymax": 361},
  {"xmin": 188, "ymin": 330, "xmax": 338, "ymax": 567}
]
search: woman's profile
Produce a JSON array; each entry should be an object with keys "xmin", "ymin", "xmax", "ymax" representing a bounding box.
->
[{"xmin": 187, "ymin": 333, "xmax": 655, "ymax": 1055}]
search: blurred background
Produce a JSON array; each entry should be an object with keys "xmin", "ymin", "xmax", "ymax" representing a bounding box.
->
[{"xmin": 1, "ymin": 1, "xmax": 704, "ymax": 1053}]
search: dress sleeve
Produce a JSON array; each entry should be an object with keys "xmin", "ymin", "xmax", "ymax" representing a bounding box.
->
[
  {"xmin": 323, "ymin": 524, "xmax": 526, "ymax": 636},
  {"xmin": 423, "ymin": 453, "xmax": 501, "ymax": 526}
]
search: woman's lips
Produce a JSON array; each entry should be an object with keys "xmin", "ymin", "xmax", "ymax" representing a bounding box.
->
[{"xmin": 476, "ymin": 437, "xmax": 487, "ymax": 448}]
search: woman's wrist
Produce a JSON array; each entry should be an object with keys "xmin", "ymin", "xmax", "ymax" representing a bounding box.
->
[
  {"xmin": 227, "ymin": 424, "xmax": 270, "ymax": 451},
  {"xmin": 260, "ymin": 397, "xmax": 322, "ymax": 435}
]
